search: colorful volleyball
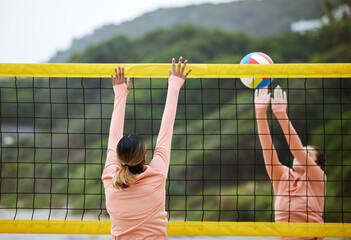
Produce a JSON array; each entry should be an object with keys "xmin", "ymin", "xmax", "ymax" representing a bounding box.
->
[{"xmin": 239, "ymin": 52, "xmax": 274, "ymax": 89}]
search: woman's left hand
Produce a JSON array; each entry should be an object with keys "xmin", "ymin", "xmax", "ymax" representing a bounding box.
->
[{"xmin": 271, "ymin": 85, "xmax": 287, "ymax": 114}]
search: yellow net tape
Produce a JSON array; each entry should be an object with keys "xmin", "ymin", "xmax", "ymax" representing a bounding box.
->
[
  {"xmin": 0, "ymin": 63, "xmax": 351, "ymax": 78},
  {"xmin": 0, "ymin": 63, "xmax": 350, "ymax": 237},
  {"xmin": 0, "ymin": 220, "xmax": 350, "ymax": 237}
]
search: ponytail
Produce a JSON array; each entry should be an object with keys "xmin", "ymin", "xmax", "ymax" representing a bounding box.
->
[
  {"xmin": 113, "ymin": 165, "xmax": 137, "ymax": 189},
  {"xmin": 113, "ymin": 134, "xmax": 146, "ymax": 190}
]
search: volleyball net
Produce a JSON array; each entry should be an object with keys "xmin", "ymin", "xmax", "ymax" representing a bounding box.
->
[{"xmin": 0, "ymin": 63, "xmax": 350, "ymax": 237}]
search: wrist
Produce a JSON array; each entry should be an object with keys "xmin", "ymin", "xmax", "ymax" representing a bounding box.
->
[
  {"xmin": 274, "ymin": 112, "xmax": 288, "ymax": 120},
  {"xmin": 256, "ymin": 111, "xmax": 267, "ymax": 118},
  {"xmin": 113, "ymin": 84, "xmax": 129, "ymax": 95},
  {"xmin": 168, "ymin": 75, "xmax": 184, "ymax": 90}
]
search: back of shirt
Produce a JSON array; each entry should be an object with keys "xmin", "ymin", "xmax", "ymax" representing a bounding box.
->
[
  {"xmin": 102, "ymin": 164, "xmax": 168, "ymax": 239},
  {"xmin": 102, "ymin": 75, "xmax": 185, "ymax": 239}
]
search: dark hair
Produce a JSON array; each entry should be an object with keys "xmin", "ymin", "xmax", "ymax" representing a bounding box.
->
[
  {"xmin": 113, "ymin": 134, "xmax": 147, "ymax": 189},
  {"xmin": 309, "ymin": 145, "xmax": 326, "ymax": 172}
]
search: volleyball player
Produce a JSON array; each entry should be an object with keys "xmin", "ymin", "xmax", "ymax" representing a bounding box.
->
[
  {"xmin": 101, "ymin": 57, "xmax": 191, "ymax": 239},
  {"xmin": 255, "ymin": 86, "xmax": 326, "ymax": 240}
]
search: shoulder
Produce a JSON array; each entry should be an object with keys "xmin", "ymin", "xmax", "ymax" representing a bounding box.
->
[
  {"xmin": 102, "ymin": 165, "xmax": 118, "ymax": 182},
  {"xmin": 137, "ymin": 165, "xmax": 167, "ymax": 181},
  {"xmin": 307, "ymin": 172, "xmax": 327, "ymax": 189}
]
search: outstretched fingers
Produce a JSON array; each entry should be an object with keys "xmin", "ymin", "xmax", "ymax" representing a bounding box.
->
[
  {"xmin": 114, "ymin": 67, "xmax": 118, "ymax": 78},
  {"xmin": 255, "ymin": 87, "xmax": 269, "ymax": 102},
  {"xmin": 118, "ymin": 66, "xmax": 123, "ymax": 82},
  {"xmin": 255, "ymin": 87, "xmax": 271, "ymax": 113},
  {"xmin": 169, "ymin": 57, "xmax": 192, "ymax": 80},
  {"xmin": 181, "ymin": 59, "xmax": 187, "ymax": 75},
  {"xmin": 258, "ymin": 87, "xmax": 268, "ymax": 98},
  {"xmin": 111, "ymin": 67, "xmax": 119, "ymax": 86},
  {"xmin": 184, "ymin": 68, "xmax": 192, "ymax": 79},
  {"xmin": 111, "ymin": 73, "xmax": 115, "ymax": 85},
  {"xmin": 126, "ymin": 77, "xmax": 130, "ymax": 91},
  {"xmin": 278, "ymin": 85, "xmax": 284, "ymax": 99},
  {"xmin": 172, "ymin": 58, "xmax": 176, "ymax": 74},
  {"xmin": 273, "ymin": 85, "xmax": 287, "ymax": 101},
  {"xmin": 111, "ymin": 66, "xmax": 129, "ymax": 88},
  {"xmin": 177, "ymin": 56, "xmax": 183, "ymax": 73},
  {"xmin": 279, "ymin": 86, "xmax": 283, "ymax": 99}
]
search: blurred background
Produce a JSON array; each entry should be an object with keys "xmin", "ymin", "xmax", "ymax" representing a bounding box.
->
[
  {"xmin": 0, "ymin": 0, "xmax": 350, "ymax": 239},
  {"xmin": 1, "ymin": 0, "xmax": 350, "ymax": 64}
]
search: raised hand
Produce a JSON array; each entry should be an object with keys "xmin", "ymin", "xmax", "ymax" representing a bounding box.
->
[
  {"xmin": 254, "ymin": 87, "xmax": 271, "ymax": 114},
  {"xmin": 111, "ymin": 66, "xmax": 130, "ymax": 91},
  {"xmin": 168, "ymin": 57, "xmax": 192, "ymax": 80},
  {"xmin": 271, "ymin": 85, "xmax": 287, "ymax": 114}
]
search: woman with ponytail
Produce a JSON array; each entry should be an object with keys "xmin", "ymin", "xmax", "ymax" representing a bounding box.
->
[{"xmin": 102, "ymin": 57, "xmax": 192, "ymax": 239}]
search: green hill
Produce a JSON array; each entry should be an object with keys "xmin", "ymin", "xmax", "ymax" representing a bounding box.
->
[{"xmin": 49, "ymin": 0, "xmax": 324, "ymax": 63}]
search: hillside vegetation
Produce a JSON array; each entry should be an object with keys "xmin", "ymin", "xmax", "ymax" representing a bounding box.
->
[
  {"xmin": 49, "ymin": 0, "xmax": 324, "ymax": 63},
  {"xmin": 1, "ymin": 16, "xmax": 351, "ymax": 222}
]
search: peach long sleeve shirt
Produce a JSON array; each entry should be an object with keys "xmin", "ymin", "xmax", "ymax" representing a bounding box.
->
[
  {"xmin": 272, "ymin": 166, "xmax": 325, "ymax": 240},
  {"xmin": 256, "ymin": 111, "xmax": 326, "ymax": 240},
  {"xmin": 101, "ymin": 76, "xmax": 184, "ymax": 240},
  {"xmin": 273, "ymin": 166, "xmax": 325, "ymax": 223}
]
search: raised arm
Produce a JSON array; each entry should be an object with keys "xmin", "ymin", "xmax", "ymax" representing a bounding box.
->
[
  {"xmin": 255, "ymin": 88, "xmax": 285, "ymax": 180},
  {"xmin": 271, "ymin": 86, "xmax": 324, "ymax": 181},
  {"xmin": 150, "ymin": 57, "xmax": 192, "ymax": 177},
  {"xmin": 105, "ymin": 66, "xmax": 130, "ymax": 168}
]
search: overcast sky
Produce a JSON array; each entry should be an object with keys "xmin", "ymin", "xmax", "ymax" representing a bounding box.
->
[{"xmin": 0, "ymin": 0, "xmax": 234, "ymax": 63}]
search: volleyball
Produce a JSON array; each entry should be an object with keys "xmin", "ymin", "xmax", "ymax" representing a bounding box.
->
[{"xmin": 239, "ymin": 52, "xmax": 274, "ymax": 89}]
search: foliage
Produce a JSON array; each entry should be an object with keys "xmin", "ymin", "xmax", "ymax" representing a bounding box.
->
[
  {"xmin": 1, "ymin": 18, "xmax": 351, "ymax": 222},
  {"xmin": 50, "ymin": 0, "xmax": 324, "ymax": 63}
]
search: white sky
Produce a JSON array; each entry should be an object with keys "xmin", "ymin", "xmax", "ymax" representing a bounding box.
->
[{"xmin": 0, "ymin": 0, "xmax": 234, "ymax": 63}]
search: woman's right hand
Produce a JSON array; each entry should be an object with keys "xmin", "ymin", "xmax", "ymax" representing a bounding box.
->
[
  {"xmin": 168, "ymin": 57, "xmax": 192, "ymax": 89},
  {"xmin": 271, "ymin": 85, "xmax": 287, "ymax": 115},
  {"xmin": 111, "ymin": 66, "xmax": 130, "ymax": 93},
  {"xmin": 254, "ymin": 87, "xmax": 271, "ymax": 115}
]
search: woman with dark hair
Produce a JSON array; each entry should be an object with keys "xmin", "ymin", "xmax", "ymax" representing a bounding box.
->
[
  {"xmin": 255, "ymin": 86, "xmax": 326, "ymax": 240},
  {"xmin": 102, "ymin": 57, "xmax": 191, "ymax": 239}
]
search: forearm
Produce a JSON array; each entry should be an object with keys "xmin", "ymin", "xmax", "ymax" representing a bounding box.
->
[
  {"xmin": 107, "ymin": 85, "xmax": 128, "ymax": 152},
  {"xmin": 256, "ymin": 112, "xmax": 279, "ymax": 166},
  {"xmin": 155, "ymin": 84, "xmax": 180, "ymax": 157},
  {"xmin": 256, "ymin": 112, "xmax": 273, "ymax": 149},
  {"xmin": 275, "ymin": 112, "xmax": 305, "ymax": 161}
]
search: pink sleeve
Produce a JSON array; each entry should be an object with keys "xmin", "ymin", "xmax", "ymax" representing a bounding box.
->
[
  {"xmin": 256, "ymin": 112, "xmax": 285, "ymax": 180},
  {"xmin": 271, "ymin": 165, "xmax": 290, "ymax": 193},
  {"xmin": 149, "ymin": 76, "xmax": 184, "ymax": 177},
  {"xmin": 104, "ymin": 84, "xmax": 129, "ymax": 170},
  {"xmin": 275, "ymin": 112, "xmax": 325, "ymax": 181}
]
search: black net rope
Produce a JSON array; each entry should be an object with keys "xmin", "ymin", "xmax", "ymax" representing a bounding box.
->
[{"xmin": 0, "ymin": 76, "xmax": 350, "ymax": 223}]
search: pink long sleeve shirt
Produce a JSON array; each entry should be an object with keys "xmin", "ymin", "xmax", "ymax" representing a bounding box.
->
[
  {"xmin": 256, "ymin": 111, "xmax": 326, "ymax": 240},
  {"xmin": 101, "ymin": 76, "xmax": 184, "ymax": 240},
  {"xmin": 273, "ymin": 165, "xmax": 325, "ymax": 224},
  {"xmin": 272, "ymin": 165, "xmax": 326, "ymax": 240}
]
